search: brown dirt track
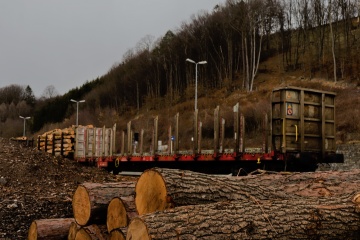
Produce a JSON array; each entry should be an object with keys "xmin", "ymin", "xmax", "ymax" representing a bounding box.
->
[{"xmin": 0, "ymin": 137, "xmax": 137, "ymax": 239}]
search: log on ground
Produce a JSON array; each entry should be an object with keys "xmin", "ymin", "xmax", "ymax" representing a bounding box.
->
[
  {"xmin": 27, "ymin": 218, "xmax": 74, "ymax": 240},
  {"xmin": 241, "ymin": 168, "xmax": 360, "ymax": 197},
  {"xmin": 72, "ymin": 181, "xmax": 135, "ymax": 226},
  {"xmin": 135, "ymin": 168, "xmax": 360, "ymax": 215},
  {"xmin": 135, "ymin": 168, "xmax": 289, "ymax": 215},
  {"xmin": 127, "ymin": 193, "xmax": 360, "ymax": 240}
]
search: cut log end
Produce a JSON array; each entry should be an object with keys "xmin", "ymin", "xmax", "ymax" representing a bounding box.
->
[
  {"xmin": 353, "ymin": 193, "xmax": 360, "ymax": 204},
  {"xmin": 68, "ymin": 222, "xmax": 80, "ymax": 240},
  {"xmin": 135, "ymin": 169, "xmax": 168, "ymax": 215},
  {"xmin": 74, "ymin": 225, "xmax": 107, "ymax": 240},
  {"xmin": 109, "ymin": 229, "xmax": 126, "ymax": 240},
  {"xmin": 72, "ymin": 185, "xmax": 91, "ymax": 226},
  {"xmin": 75, "ymin": 228, "xmax": 92, "ymax": 240},
  {"xmin": 27, "ymin": 221, "xmax": 37, "ymax": 240},
  {"xmin": 126, "ymin": 218, "xmax": 150, "ymax": 240},
  {"xmin": 107, "ymin": 197, "xmax": 128, "ymax": 232}
]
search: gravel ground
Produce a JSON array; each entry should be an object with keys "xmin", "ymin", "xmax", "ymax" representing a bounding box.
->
[{"xmin": 0, "ymin": 138, "xmax": 137, "ymax": 239}]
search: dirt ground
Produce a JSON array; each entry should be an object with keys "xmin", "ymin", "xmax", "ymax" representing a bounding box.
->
[{"xmin": 0, "ymin": 137, "xmax": 137, "ymax": 239}]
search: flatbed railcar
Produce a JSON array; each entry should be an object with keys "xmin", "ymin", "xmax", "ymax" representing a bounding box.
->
[{"xmin": 72, "ymin": 87, "xmax": 344, "ymax": 174}]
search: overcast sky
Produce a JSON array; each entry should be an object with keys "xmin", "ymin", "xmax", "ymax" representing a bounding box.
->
[{"xmin": 0, "ymin": 0, "xmax": 226, "ymax": 97}]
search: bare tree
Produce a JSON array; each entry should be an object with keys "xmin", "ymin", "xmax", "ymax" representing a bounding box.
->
[
  {"xmin": 311, "ymin": 0, "xmax": 327, "ymax": 66},
  {"xmin": 42, "ymin": 85, "xmax": 59, "ymax": 99},
  {"xmin": 0, "ymin": 84, "xmax": 24, "ymax": 104},
  {"xmin": 329, "ymin": 0, "xmax": 337, "ymax": 82},
  {"xmin": 244, "ymin": 0, "xmax": 266, "ymax": 91},
  {"xmin": 135, "ymin": 34, "xmax": 155, "ymax": 53}
]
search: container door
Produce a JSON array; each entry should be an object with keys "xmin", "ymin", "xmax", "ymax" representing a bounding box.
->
[
  {"xmin": 271, "ymin": 89, "xmax": 301, "ymax": 153},
  {"xmin": 104, "ymin": 128, "xmax": 112, "ymax": 156},
  {"xmin": 75, "ymin": 126, "xmax": 86, "ymax": 158},
  {"xmin": 94, "ymin": 127, "xmax": 103, "ymax": 157},
  {"xmin": 86, "ymin": 128, "xmax": 94, "ymax": 157}
]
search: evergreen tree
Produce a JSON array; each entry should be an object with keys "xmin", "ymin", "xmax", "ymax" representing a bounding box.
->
[{"xmin": 23, "ymin": 85, "xmax": 36, "ymax": 106}]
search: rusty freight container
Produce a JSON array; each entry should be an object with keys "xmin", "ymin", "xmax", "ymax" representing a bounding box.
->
[{"xmin": 271, "ymin": 86, "xmax": 342, "ymax": 166}]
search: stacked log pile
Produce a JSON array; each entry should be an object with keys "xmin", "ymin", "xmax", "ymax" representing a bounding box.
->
[
  {"xmin": 37, "ymin": 127, "xmax": 75, "ymax": 157},
  {"xmin": 27, "ymin": 168, "xmax": 360, "ymax": 239},
  {"xmin": 28, "ymin": 181, "xmax": 135, "ymax": 240}
]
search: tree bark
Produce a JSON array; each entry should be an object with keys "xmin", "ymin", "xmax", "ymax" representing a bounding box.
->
[
  {"xmin": 107, "ymin": 196, "xmax": 137, "ymax": 232},
  {"xmin": 72, "ymin": 182, "xmax": 135, "ymax": 226},
  {"xmin": 27, "ymin": 218, "xmax": 74, "ymax": 240},
  {"xmin": 240, "ymin": 169, "xmax": 360, "ymax": 197},
  {"xmin": 127, "ymin": 193, "xmax": 360, "ymax": 240},
  {"xmin": 135, "ymin": 168, "xmax": 360, "ymax": 215}
]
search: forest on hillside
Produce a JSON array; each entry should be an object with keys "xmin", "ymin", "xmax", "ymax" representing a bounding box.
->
[{"xmin": 0, "ymin": 0, "xmax": 359, "ymax": 138}]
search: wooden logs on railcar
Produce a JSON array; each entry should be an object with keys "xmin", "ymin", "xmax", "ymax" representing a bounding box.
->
[{"xmin": 37, "ymin": 126, "xmax": 76, "ymax": 157}]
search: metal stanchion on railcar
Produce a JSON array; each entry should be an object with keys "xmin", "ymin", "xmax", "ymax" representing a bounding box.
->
[
  {"xmin": 234, "ymin": 103, "xmax": 240, "ymax": 156},
  {"xmin": 214, "ymin": 106, "xmax": 219, "ymax": 156}
]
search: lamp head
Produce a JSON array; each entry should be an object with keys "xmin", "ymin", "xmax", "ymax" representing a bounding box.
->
[{"xmin": 186, "ymin": 58, "xmax": 195, "ymax": 64}]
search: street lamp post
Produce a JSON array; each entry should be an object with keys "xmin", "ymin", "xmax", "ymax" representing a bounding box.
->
[
  {"xmin": 186, "ymin": 58, "xmax": 207, "ymax": 111},
  {"xmin": 19, "ymin": 116, "xmax": 31, "ymax": 137},
  {"xmin": 70, "ymin": 99, "xmax": 85, "ymax": 126}
]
